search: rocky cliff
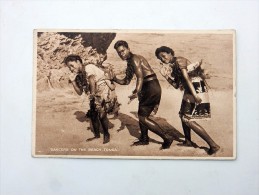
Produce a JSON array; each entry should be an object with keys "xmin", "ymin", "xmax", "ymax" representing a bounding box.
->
[{"xmin": 36, "ymin": 32, "xmax": 116, "ymax": 91}]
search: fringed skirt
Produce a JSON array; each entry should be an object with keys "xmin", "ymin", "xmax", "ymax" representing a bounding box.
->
[{"xmin": 179, "ymin": 77, "xmax": 211, "ymax": 121}]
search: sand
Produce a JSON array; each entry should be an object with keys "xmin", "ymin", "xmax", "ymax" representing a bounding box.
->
[{"xmin": 34, "ymin": 32, "xmax": 235, "ymax": 158}]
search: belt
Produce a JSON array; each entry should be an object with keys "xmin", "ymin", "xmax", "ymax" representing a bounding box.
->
[{"xmin": 143, "ymin": 74, "xmax": 157, "ymax": 83}]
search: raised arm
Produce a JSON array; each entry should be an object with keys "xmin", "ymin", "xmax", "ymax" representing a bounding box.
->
[
  {"xmin": 69, "ymin": 74, "xmax": 83, "ymax": 95},
  {"xmin": 160, "ymin": 66, "xmax": 178, "ymax": 89}
]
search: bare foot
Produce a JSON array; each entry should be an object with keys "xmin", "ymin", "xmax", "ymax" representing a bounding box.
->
[
  {"xmin": 160, "ymin": 139, "xmax": 173, "ymax": 150},
  {"xmin": 131, "ymin": 140, "xmax": 149, "ymax": 146},
  {"xmin": 177, "ymin": 140, "xmax": 198, "ymax": 148},
  {"xmin": 207, "ymin": 145, "xmax": 220, "ymax": 155},
  {"xmin": 86, "ymin": 136, "xmax": 100, "ymax": 142},
  {"xmin": 103, "ymin": 134, "xmax": 110, "ymax": 144}
]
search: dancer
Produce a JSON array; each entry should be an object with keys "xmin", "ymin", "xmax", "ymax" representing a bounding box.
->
[
  {"xmin": 64, "ymin": 54, "xmax": 114, "ymax": 144},
  {"xmin": 96, "ymin": 54, "xmax": 121, "ymax": 116},
  {"xmin": 112, "ymin": 40, "xmax": 173, "ymax": 149},
  {"xmin": 155, "ymin": 46, "xmax": 220, "ymax": 155}
]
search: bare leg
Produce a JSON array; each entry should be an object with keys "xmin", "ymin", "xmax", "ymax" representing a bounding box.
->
[
  {"xmin": 132, "ymin": 122, "xmax": 149, "ymax": 145},
  {"xmin": 139, "ymin": 115, "xmax": 173, "ymax": 149},
  {"xmin": 90, "ymin": 110, "xmax": 100, "ymax": 138},
  {"xmin": 99, "ymin": 111, "xmax": 110, "ymax": 144},
  {"xmin": 183, "ymin": 117, "xmax": 220, "ymax": 155},
  {"xmin": 181, "ymin": 120, "xmax": 192, "ymax": 146}
]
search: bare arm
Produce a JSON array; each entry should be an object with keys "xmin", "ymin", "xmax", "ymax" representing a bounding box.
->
[
  {"xmin": 69, "ymin": 74, "xmax": 83, "ymax": 95},
  {"xmin": 160, "ymin": 65, "xmax": 178, "ymax": 89},
  {"xmin": 128, "ymin": 58, "xmax": 144, "ymax": 102},
  {"xmin": 71, "ymin": 81, "xmax": 83, "ymax": 95},
  {"xmin": 132, "ymin": 58, "xmax": 143, "ymax": 94},
  {"xmin": 113, "ymin": 64, "xmax": 135, "ymax": 85},
  {"xmin": 88, "ymin": 75, "xmax": 96, "ymax": 95},
  {"xmin": 181, "ymin": 69, "xmax": 202, "ymax": 104}
]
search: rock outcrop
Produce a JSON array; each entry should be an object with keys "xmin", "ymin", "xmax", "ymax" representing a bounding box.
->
[{"xmin": 36, "ymin": 32, "xmax": 116, "ymax": 91}]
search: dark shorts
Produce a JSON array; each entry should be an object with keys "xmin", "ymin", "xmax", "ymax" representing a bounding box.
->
[{"xmin": 138, "ymin": 78, "xmax": 161, "ymax": 117}]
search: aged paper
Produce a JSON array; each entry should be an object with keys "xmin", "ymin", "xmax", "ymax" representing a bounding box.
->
[{"xmin": 32, "ymin": 30, "xmax": 236, "ymax": 159}]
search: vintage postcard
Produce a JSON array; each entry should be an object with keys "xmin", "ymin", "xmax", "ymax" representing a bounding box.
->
[{"xmin": 32, "ymin": 30, "xmax": 236, "ymax": 159}]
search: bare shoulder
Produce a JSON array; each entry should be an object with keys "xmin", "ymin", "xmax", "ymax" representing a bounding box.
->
[
  {"xmin": 176, "ymin": 56, "xmax": 188, "ymax": 64},
  {"xmin": 131, "ymin": 54, "xmax": 142, "ymax": 65},
  {"xmin": 132, "ymin": 54, "xmax": 143, "ymax": 63},
  {"xmin": 176, "ymin": 56, "xmax": 191, "ymax": 69}
]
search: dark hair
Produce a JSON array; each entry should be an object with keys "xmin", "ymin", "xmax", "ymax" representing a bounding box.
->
[
  {"xmin": 114, "ymin": 40, "xmax": 129, "ymax": 50},
  {"xmin": 155, "ymin": 46, "xmax": 175, "ymax": 59},
  {"xmin": 63, "ymin": 55, "xmax": 83, "ymax": 65}
]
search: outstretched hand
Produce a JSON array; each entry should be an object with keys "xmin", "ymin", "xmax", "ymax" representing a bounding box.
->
[{"xmin": 128, "ymin": 93, "xmax": 138, "ymax": 104}]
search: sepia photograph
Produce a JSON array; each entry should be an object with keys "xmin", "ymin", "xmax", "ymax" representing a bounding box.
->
[
  {"xmin": 33, "ymin": 30, "xmax": 236, "ymax": 159},
  {"xmin": 2, "ymin": 1, "xmax": 259, "ymax": 194}
]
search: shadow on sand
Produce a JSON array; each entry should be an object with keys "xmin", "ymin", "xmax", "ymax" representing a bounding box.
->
[
  {"xmin": 73, "ymin": 111, "xmax": 208, "ymax": 152},
  {"xmin": 73, "ymin": 111, "xmax": 114, "ymax": 141},
  {"xmin": 130, "ymin": 111, "xmax": 185, "ymax": 143},
  {"xmin": 117, "ymin": 112, "xmax": 184, "ymax": 145},
  {"xmin": 74, "ymin": 111, "xmax": 88, "ymax": 123},
  {"xmin": 116, "ymin": 112, "xmax": 161, "ymax": 144},
  {"xmin": 129, "ymin": 112, "xmax": 209, "ymax": 151}
]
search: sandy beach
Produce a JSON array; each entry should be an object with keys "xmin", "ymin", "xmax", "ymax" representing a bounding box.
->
[{"xmin": 34, "ymin": 32, "xmax": 235, "ymax": 158}]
